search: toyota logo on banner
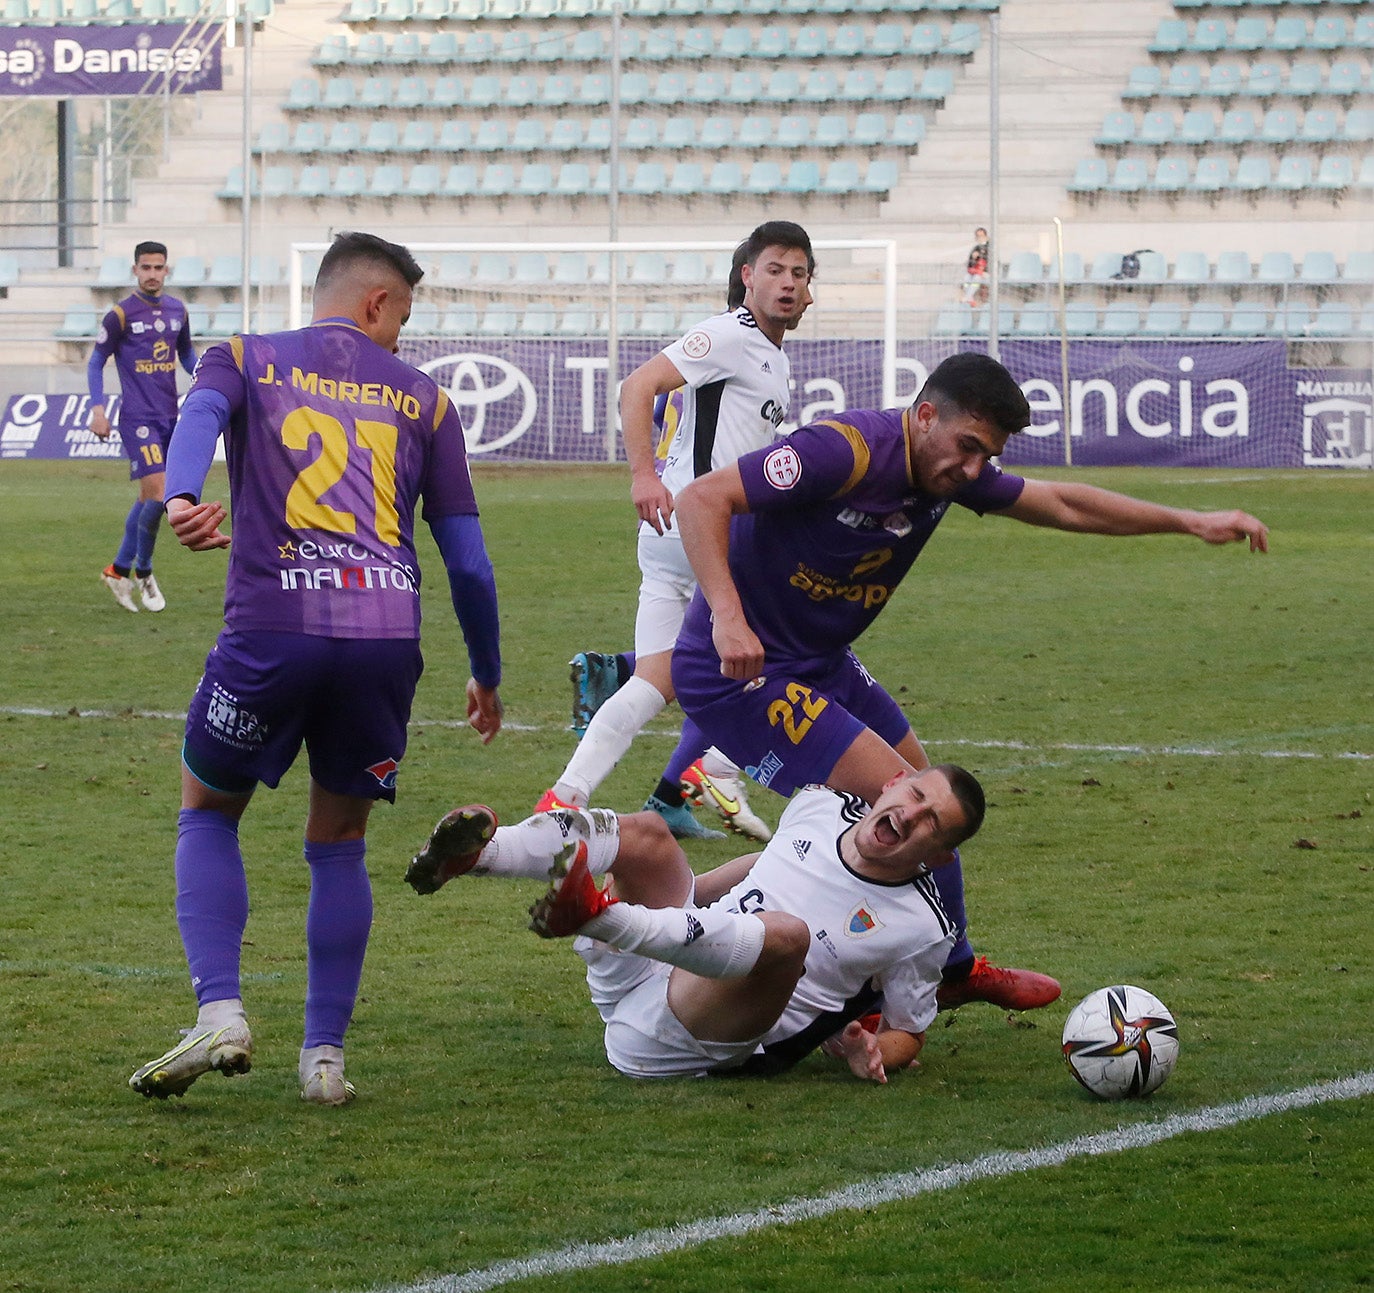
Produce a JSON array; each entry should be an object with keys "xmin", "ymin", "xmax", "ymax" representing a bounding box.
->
[{"xmin": 418, "ymin": 352, "xmax": 537, "ymax": 454}]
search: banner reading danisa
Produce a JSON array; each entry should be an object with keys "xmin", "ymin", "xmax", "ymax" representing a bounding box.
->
[
  {"xmin": 0, "ymin": 21, "xmax": 221, "ymax": 96},
  {"xmin": 5, "ymin": 340, "xmax": 1369, "ymax": 470}
]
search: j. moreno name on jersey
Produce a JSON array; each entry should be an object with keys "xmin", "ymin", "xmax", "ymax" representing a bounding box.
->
[
  {"xmin": 270, "ymin": 365, "xmax": 423, "ymax": 420},
  {"xmin": 0, "ymin": 41, "xmax": 211, "ymax": 76}
]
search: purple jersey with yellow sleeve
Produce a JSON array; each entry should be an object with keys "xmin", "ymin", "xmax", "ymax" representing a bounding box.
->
[
  {"xmin": 91, "ymin": 291, "xmax": 195, "ymax": 424},
  {"xmin": 678, "ymin": 406, "xmax": 1025, "ymax": 662},
  {"xmin": 187, "ymin": 320, "xmax": 477, "ymax": 639}
]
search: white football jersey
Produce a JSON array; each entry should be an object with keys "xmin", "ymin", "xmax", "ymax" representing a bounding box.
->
[
  {"xmin": 717, "ymin": 787, "xmax": 957, "ymax": 1066},
  {"xmin": 656, "ymin": 307, "xmax": 791, "ymax": 510}
]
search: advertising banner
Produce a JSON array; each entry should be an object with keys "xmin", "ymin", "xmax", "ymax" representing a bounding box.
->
[
  {"xmin": 5, "ymin": 339, "xmax": 1369, "ymax": 469},
  {"xmin": 0, "ymin": 23, "xmax": 222, "ymax": 96}
]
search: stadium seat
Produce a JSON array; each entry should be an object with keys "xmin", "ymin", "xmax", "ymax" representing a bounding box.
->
[
  {"xmin": 1327, "ymin": 60, "xmax": 1365, "ymax": 97},
  {"xmin": 946, "ymin": 22, "xmax": 981, "ymax": 56},
  {"xmin": 1219, "ymin": 109, "xmax": 1257, "ymax": 145},
  {"xmin": 1229, "ymin": 16, "xmax": 1268, "ymax": 52},
  {"xmin": 478, "ymin": 304, "xmax": 520, "ymax": 336},
  {"xmin": 1316, "ymin": 151, "xmax": 1355, "ymax": 193},
  {"xmin": 1356, "ymin": 14, "xmax": 1374, "ymax": 49},
  {"xmin": 1255, "ymin": 251, "xmax": 1295, "ymax": 284},
  {"xmin": 1270, "ymin": 302, "xmax": 1312, "ymax": 337},
  {"xmin": 1068, "ymin": 157, "xmax": 1109, "ymax": 193},
  {"xmin": 367, "ymin": 164, "xmax": 404, "ymax": 198},
  {"xmin": 438, "ymin": 120, "xmax": 473, "ymax": 150},
  {"xmin": 1301, "ymin": 109, "xmax": 1339, "ymax": 144},
  {"xmin": 424, "ymin": 30, "xmax": 460, "ymax": 63},
  {"xmin": 1122, "ymin": 65, "xmax": 1162, "ymax": 100},
  {"xmin": 776, "ymin": 114, "xmax": 810, "ymax": 149},
  {"xmin": 670, "ymin": 117, "xmax": 706, "ymax": 149},
  {"xmin": 669, "ymin": 251, "xmax": 709, "ymax": 285},
  {"xmin": 518, "ymin": 304, "xmax": 559, "ymax": 336},
  {"xmin": 863, "ymin": 159, "xmax": 900, "ymax": 194},
  {"xmin": 205, "ymin": 254, "xmax": 243, "ymax": 288},
  {"xmin": 404, "ymin": 163, "xmax": 441, "ymax": 198},
  {"xmin": 1172, "ymin": 250, "xmax": 1210, "ymax": 284},
  {"xmin": 915, "ymin": 67, "xmax": 954, "ymax": 104},
  {"xmin": 831, "ymin": 22, "xmax": 864, "ymax": 58},
  {"xmin": 1013, "ymin": 305, "xmax": 1051, "ymax": 337},
  {"xmin": 510, "ymin": 119, "xmax": 546, "ymax": 152},
  {"xmin": 1151, "ymin": 154, "xmax": 1192, "ymax": 193},
  {"xmin": 1089, "ymin": 251, "xmax": 1124, "ymax": 281},
  {"xmin": 629, "ymin": 161, "xmax": 667, "ymax": 196},
  {"xmin": 255, "ymin": 120, "xmax": 290, "ymax": 154},
  {"xmin": 1149, "ymin": 18, "xmax": 1188, "ymax": 53},
  {"xmin": 1184, "ymin": 303, "xmax": 1226, "ymax": 336},
  {"xmin": 1233, "ymin": 155, "xmax": 1272, "ymax": 191},
  {"xmin": 1214, "ymin": 250, "xmax": 1252, "ymax": 284},
  {"xmin": 1191, "ymin": 154, "xmax": 1232, "ymax": 193},
  {"xmin": 554, "ymin": 162, "xmax": 592, "ymax": 197},
  {"xmin": 479, "ymin": 163, "xmax": 516, "ymax": 197},
  {"xmin": 780, "ymin": 159, "xmax": 821, "ymax": 194},
  {"xmin": 1341, "ymin": 251, "xmax": 1374, "ymax": 283},
  {"xmin": 442, "ymin": 163, "xmax": 479, "ymax": 196},
  {"xmin": 622, "ymin": 118, "xmax": 658, "ymax": 150},
  {"xmin": 405, "ymin": 302, "xmax": 440, "ymax": 336},
  {"xmin": 1306, "ymin": 302, "xmax": 1353, "ymax": 338},
  {"xmin": 1268, "ymin": 16, "xmax": 1307, "ymax": 52},
  {"xmin": 1048, "ymin": 252, "xmax": 1084, "ymax": 282},
  {"xmin": 1162, "ymin": 64, "xmax": 1203, "ymax": 97},
  {"xmin": 815, "ymin": 114, "xmax": 849, "ymax": 149},
  {"xmin": 1098, "ymin": 301, "xmax": 1140, "ymax": 337},
  {"xmin": 1274, "ymin": 155, "xmax": 1313, "ymax": 191},
  {"xmin": 399, "ymin": 120, "xmax": 435, "ymax": 152},
  {"xmin": 1138, "ymin": 110, "xmax": 1175, "ymax": 146},
  {"xmin": 718, "ymin": 26, "xmax": 751, "ymax": 60},
  {"xmin": 1245, "ymin": 62, "xmax": 1283, "ymax": 96},
  {"xmin": 792, "ymin": 25, "xmax": 826, "ymax": 58},
  {"xmin": 321, "ymin": 77, "xmax": 357, "ymax": 110},
  {"xmin": 467, "ymin": 74, "xmax": 502, "ymax": 107},
  {"xmin": 1343, "ymin": 109, "xmax": 1374, "ymax": 143},
  {"xmin": 1260, "ymin": 107, "xmax": 1299, "ymax": 144},
  {"xmin": 1005, "ymin": 251, "xmax": 1043, "ymax": 286},
  {"xmin": 56, "ymin": 309, "xmax": 99, "ymax": 340},
  {"xmin": 708, "ymin": 160, "xmax": 746, "ymax": 194},
  {"xmin": 1106, "ymin": 157, "xmax": 1149, "ymax": 193},
  {"xmin": 1136, "ymin": 251, "xmax": 1169, "ymax": 283},
  {"xmin": 799, "ymin": 68, "xmax": 838, "ymax": 103},
  {"xmin": 933, "ymin": 302, "xmax": 972, "ymax": 337},
  {"xmin": 513, "ymin": 252, "xmax": 549, "ymax": 286},
  {"xmin": 909, "ymin": 22, "xmax": 941, "ymax": 57},
  {"xmin": 1226, "ymin": 299, "xmax": 1271, "ymax": 336},
  {"xmin": 1201, "ymin": 64, "xmax": 1244, "ymax": 98},
  {"xmin": 1309, "ymin": 16, "xmax": 1347, "ymax": 52},
  {"xmin": 1180, "ymin": 109, "xmax": 1216, "ymax": 146},
  {"xmin": 431, "ymin": 77, "xmax": 463, "ymax": 108},
  {"xmin": 284, "ymin": 77, "xmax": 321, "ymax": 111},
  {"xmin": 1283, "ymin": 61, "xmax": 1323, "ymax": 98},
  {"xmin": 548, "ymin": 119, "xmax": 586, "ymax": 151},
  {"xmin": 1140, "ymin": 301, "xmax": 1184, "ymax": 336},
  {"xmin": 473, "ymin": 121, "xmax": 509, "ymax": 151},
  {"xmin": 892, "ymin": 113, "xmax": 926, "ymax": 149},
  {"xmin": 1298, "ymin": 251, "xmax": 1339, "ymax": 284},
  {"xmin": 735, "ymin": 116, "xmax": 770, "ymax": 149},
  {"xmin": 517, "ymin": 163, "xmax": 554, "ymax": 198},
  {"xmin": 324, "ymin": 122, "xmax": 362, "ymax": 153},
  {"xmin": 296, "ymin": 164, "xmax": 331, "ymax": 199},
  {"xmin": 1064, "ymin": 302, "xmax": 1097, "ymax": 336},
  {"xmin": 1097, "ymin": 111, "xmax": 1136, "ymax": 147},
  {"xmin": 361, "ymin": 120, "xmax": 399, "ymax": 153},
  {"xmin": 820, "ymin": 158, "xmax": 861, "ymax": 195},
  {"xmin": 667, "ymin": 161, "xmax": 704, "ymax": 195},
  {"xmin": 638, "ymin": 302, "xmax": 678, "ymax": 336},
  {"xmin": 435, "ymin": 252, "xmax": 472, "ymax": 284}
]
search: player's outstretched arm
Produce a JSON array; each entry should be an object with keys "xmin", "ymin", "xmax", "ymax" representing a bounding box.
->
[
  {"xmin": 620, "ymin": 352, "xmax": 683, "ymax": 535},
  {"xmin": 822, "ymin": 1021, "xmax": 925, "ymax": 1083},
  {"xmin": 1003, "ymin": 479, "xmax": 1269, "ymax": 552}
]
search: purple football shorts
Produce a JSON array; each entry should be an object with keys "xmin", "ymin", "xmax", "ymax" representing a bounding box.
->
[
  {"xmin": 183, "ymin": 629, "xmax": 424, "ymax": 801},
  {"xmin": 672, "ymin": 644, "xmax": 909, "ymax": 797},
  {"xmin": 117, "ymin": 416, "xmax": 176, "ymax": 482}
]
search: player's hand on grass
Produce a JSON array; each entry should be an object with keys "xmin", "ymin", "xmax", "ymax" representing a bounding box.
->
[
  {"xmin": 825, "ymin": 1020, "xmax": 888, "ymax": 1084},
  {"xmin": 711, "ymin": 611, "xmax": 765, "ymax": 681},
  {"xmin": 166, "ymin": 497, "xmax": 230, "ymax": 551},
  {"xmin": 632, "ymin": 470, "xmax": 674, "ymax": 536},
  {"xmin": 467, "ymin": 679, "xmax": 502, "ymax": 745},
  {"xmin": 1193, "ymin": 509, "xmax": 1269, "ymax": 553}
]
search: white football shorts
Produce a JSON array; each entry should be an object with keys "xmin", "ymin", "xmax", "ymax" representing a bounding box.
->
[
  {"xmin": 575, "ymin": 935, "xmax": 764, "ymax": 1079},
  {"xmin": 633, "ymin": 525, "xmax": 697, "ymax": 658}
]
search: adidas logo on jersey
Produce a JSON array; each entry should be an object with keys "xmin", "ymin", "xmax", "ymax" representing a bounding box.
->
[
  {"xmin": 793, "ymin": 839, "xmax": 811, "ymax": 861},
  {"xmin": 761, "ymin": 360, "xmax": 772, "ymax": 373}
]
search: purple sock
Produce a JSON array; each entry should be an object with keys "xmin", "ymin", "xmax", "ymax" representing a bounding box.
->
[
  {"xmin": 133, "ymin": 497, "xmax": 164, "ymax": 573},
  {"xmin": 662, "ymin": 714, "xmax": 708, "ymax": 784},
  {"xmin": 113, "ymin": 500, "xmax": 141, "ymax": 570},
  {"xmin": 175, "ymin": 808, "xmax": 249, "ymax": 1007},
  {"xmin": 931, "ymin": 847, "xmax": 974, "ymax": 971},
  {"xmin": 303, "ymin": 838, "xmax": 372, "ymax": 1049}
]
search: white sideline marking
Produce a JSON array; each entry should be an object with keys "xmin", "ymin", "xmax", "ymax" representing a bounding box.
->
[
  {"xmin": 2, "ymin": 707, "xmax": 1368, "ymax": 761},
  {"xmin": 377, "ymin": 1071, "xmax": 1374, "ymax": 1293}
]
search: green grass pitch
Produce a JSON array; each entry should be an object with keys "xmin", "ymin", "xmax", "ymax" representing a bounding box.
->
[{"xmin": 1, "ymin": 460, "xmax": 1370, "ymax": 1293}]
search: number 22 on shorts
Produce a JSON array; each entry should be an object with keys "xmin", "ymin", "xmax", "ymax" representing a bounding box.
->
[{"xmin": 767, "ymin": 682, "xmax": 828, "ymax": 746}]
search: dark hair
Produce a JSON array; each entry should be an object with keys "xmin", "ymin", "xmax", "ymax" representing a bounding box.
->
[
  {"xmin": 725, "ymin": 238, "xmax": 748, "ymax": 310},
  {"xmin": 933, "ymin": 763, "xmax": 986, "ymax": 845},
  {"xmin": 134, "ymin": 241, "xmax": 168, "ymax": 262},
  {"xmin": 739, "ymin": 220, "xmax": 815, "ymax": 278},
  {"xmin": 915, "ymin": 352, "xmax": 1030, "ymax": 438},
  {"xmin": 316, "ymin": 230, "xmax": 424, "ymax": 294}
]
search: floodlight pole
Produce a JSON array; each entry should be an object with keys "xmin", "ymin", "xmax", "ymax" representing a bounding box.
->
[
  {"xmin": 1053, "ymin": 216, "xmax": 1072, "ymax": 466},
  {"xmin": 605, "ymin": 2, "xmax": 623, "ymax": 464},
  {"xmin": 237, "ymin": 0, "xmax": 253, "ymax": 333}
]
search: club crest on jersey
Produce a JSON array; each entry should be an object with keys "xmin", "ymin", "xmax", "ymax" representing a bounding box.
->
[
  {"xmin": 762, "ymin": 445, "xmax": 801, "ymax": 489},
  {"xmin": 682, "ymin": 330, "xmax": 711, "ymax": 360},
  {"xmin": 845, "ymin": 903, "xmax": 884, "ymax": 937},
  {"xmin": 366, "ymin": 757, "xmax": 401, "ymax": 789}
]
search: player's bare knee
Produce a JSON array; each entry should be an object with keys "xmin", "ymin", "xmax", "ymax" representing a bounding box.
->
[{"xmin": 758, "ymin": 912, "xmax": 810, "ymax": 974}]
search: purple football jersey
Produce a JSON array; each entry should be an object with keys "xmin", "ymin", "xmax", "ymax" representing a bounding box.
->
[
  {"xmin": 188, "ymin": 321, "xmax": 478, "ymax": 639},
  {"xmin": 678, "ymin": 406, "xmax": 1025, "ymax": 662},
  {"xmin": 91, "ymin": 291, "xmax": 194, "ymax": 425}
]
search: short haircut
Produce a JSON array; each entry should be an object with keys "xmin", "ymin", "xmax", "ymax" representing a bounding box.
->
[
  {"xmin": 915, "ymin": 352, "xmax": 1030, "ymax": 438},
  {"xmin": 725, "ymin": 238, "xmax": 748, "ymax": 310},
  {"xmin": 739, "ymin": 220, "xmax": 815, "ymax": 278},
  {"xmin": 933, "ymin": 763, "xmax": 986, "ymax": 845},
  {"xmin": 134, "ymin": 241, "xmax": 168, "ymax": 262},
  {"xmin": 315, "ymin": 230, "xmax": 424, "ymax": 295}
]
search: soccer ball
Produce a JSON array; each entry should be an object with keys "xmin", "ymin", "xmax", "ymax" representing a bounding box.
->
[{"xmin": 1061, "ymin": 985, "xmax": 1179, "ymax": 1099}]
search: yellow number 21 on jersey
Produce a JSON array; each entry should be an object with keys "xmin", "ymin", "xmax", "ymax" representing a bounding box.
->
[{"xmin": 281, "ymin": 407, "xmax": 400, "ymax": 547}]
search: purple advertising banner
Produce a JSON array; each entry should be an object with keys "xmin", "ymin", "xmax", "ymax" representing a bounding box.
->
[
  {"xmin": 4, "ymin": 340, "xmax": 1370, "ymax": 469},
  {"xmin": 0, "ymin": 23, "xmax": 222, "ymax": 96}
]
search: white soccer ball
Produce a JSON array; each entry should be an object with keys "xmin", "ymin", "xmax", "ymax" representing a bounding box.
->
[{"xmin": 1061, "ymin": 984, "xmax": 1179, "ymax": 1099}]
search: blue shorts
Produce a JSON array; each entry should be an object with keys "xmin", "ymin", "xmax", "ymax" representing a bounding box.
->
[
  {"xmin": 118, "ymin": 416, "xmax": 175, "ymax": 481},
  {"xmin": 183, "ymin": 629, "xmax": 424, "ymax": 801},
  {"xmin": 672, "ymin": 644, "xmax": 910, "ymax": 797}
]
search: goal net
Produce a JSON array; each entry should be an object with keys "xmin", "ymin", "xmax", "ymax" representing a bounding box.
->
[{"xmin": 288, "ymin": 237, "xmax": 898, "ymax": 463}]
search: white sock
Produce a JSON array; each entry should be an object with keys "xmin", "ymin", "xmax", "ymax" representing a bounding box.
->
[
  {"xmin": 582, "ymin": 902, "xmax": 766, "ymax": 979},
  {"xmin": 557, "ymin": 676, "xmax": 667, "ymax": 804},
  {"xmin": 196, "ymin": 997, "xmax": 246, "ymax": 1031},
  {"xmin": 476, "ymin": 808, "xmax": 621, "ymax": 879},
  {"xmin": 700, "ymin": 746, "xmax": 744, "ymax": 780}
]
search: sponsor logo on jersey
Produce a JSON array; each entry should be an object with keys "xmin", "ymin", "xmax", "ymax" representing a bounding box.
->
[
  {"xmin": 761, "ymin": 360, "xmax": 772, "ymax": 373},
  {"xmin": 153, "ymin": 317, "xmax": 166, "ymax": 333},
  {"xmin": 792, "ymin": 838, "xmax": 811, "ymax": 861},
  {"xmin": 815, "ymin": 928, "xmax": 839, "ymax": 961},
  {"xmin": 762, "ymin": 444, "xmax": 801, "ymax": 489},
  {"xmin": 152, "ymin": 339, "xmax": 171, "ymax": 362},
  {"xmin": 755, "ymin": 750, "xmax": 784, "ymax": 789},
  {"xmin": 135, "ymin": 425, "xmax": 149, "ymax": 439},
  {"xmin": 203, "ymin": 682, "xmax": 266, "ymax": 749},
  {"xmin": 681, "ymin": 330, "xmax": 712, "ymax": 360},
  {"xmin": 131, "ymin": 321, "xmax": 145, "ymax": 334},
  {"xmin": 366, "ymin": 757, "xmax": 401, "ymax": 789},
  {"xmin": 845, "ymin": 904, "xmax": 883, "ymax": 937},
  {"xmin": 759, "ymin": 397, "xmax": 788, "ymax": 429},
  {"xmin": 684, "ymin": 914, "xmax": 704, "ymax": 945}
]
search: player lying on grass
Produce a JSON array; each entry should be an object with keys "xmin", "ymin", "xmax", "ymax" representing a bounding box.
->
[
  {"xmin": 669, "ymin": 351, "xmax": 1269, "ymax": 1009},
  {"xmin": 407, "ymin": 765, "xmax": 1051, "ymax": 1081}
]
